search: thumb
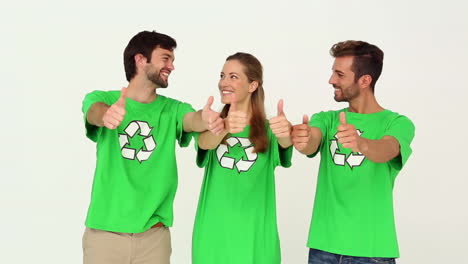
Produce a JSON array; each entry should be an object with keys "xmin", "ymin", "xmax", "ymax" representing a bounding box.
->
[
  {"xmin": 117, "ymin": 87, "xmax": 127, "ymax": 106},
  {"xmin": 204, "ymin": 96, "xmax": 214, "ymax": 111},
  {"xmin": 229, "ymin": 93, "xmax": 237, "ymax": 112},
  {"xmin": 302, "ymin": 114, "xmax": 309, "ymax": 125},
  {"xmin": 277, "ymin": 99, "xmax": 284, "ymax": 116},
  {"xmin": 339, "ymin": 111, "xmax": 347, "ymax": 125}
]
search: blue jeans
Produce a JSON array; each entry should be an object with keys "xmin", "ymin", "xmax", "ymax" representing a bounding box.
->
[{"xmin": 308, "ymin": 248, "xmax": 396, "ymax": 264}]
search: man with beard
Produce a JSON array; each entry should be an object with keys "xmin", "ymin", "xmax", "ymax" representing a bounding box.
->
[
  {"xmin": 81, "ymin": 31, "xmax": 222, "ymax": 264},
  {"xmin": 291, "ymin": 41, "xmax": 415, "ymax": 264}
]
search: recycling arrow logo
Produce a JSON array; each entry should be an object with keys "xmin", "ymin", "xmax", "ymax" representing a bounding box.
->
[
  {"xmin": 118, "ymin": 121, "xmax": 157, "ymax": 163},
  {"xmin": 330, "ymin": 129, "xmax": 365, "ymax": 168},
  {"xmin": 216, "ymin": 137, "xmax": 258, "ymax": 172}
]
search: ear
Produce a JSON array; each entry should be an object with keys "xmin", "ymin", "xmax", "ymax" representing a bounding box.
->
[
  {"xmin": 358, "ymin": 74, "xmax": 372, "ymax": 89},
  {"xmin": 134, "ymin": 54, "xmax": 147, "ymax": 67},
  {"xmin": 249, "ymin": 81, "xmax": 259, "ymax": 93}
]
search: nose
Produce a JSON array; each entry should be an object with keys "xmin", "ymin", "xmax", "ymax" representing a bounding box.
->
[
  {"xmin": 328, "ymin": 74, "xmax": 335, "ymax": 85},
  {"xmin": 219, "ymin": 78, "xmax": 228, "ymax": 89},
  {"xmin": 167, "ymin": 61, "xmax": 175, "ymax": 71}
]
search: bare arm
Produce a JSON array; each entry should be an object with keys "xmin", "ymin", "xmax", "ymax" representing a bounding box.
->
[
  {"xmin": 277, "ymin": 137, "xmax": 293, "ymax": 149},
  {"xmin": 87, "ymin": 88, "xmax": 127, "ymax": 129},
  {"xmin": 297, "ymin": 127, "xmax": 322, "ymax": 155},
  {"xmin": 356, "ymin": 136, "xmax": 400, "ymax": 163},
  {"xmin": 198, "ymin": 96, "xmax": 248, "ymax": 150},
  {"xmin": 86, "ymin": 102, "xmax": 109, "ymax": 127},
  {"xmin": 183, "ymin": 110, "xmax": 207, "ymax": 132},
  {"xmin": 291, "ymin": 115, "xmax": 322, "ymax": 156},
  {"xmin": 183, "ymin": 96, "xmax": 225, "ymax": 133},
  {"xmin": 269, "ymin": 99, "xmax": 293, "ymax": 149},
  {"xmin": 337, "ymin": 112, "xmax": 400, "ymax": 163},
  {"xmin": 198, "ymin": 130, "xmax": 229, "ymax": 150}
]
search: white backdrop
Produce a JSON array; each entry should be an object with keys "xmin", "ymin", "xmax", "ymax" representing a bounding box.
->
[{"xmin": 2, "ymin": 0, "xmax": 467, "ymax": 263}]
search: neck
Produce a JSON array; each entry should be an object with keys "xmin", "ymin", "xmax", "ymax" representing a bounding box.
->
[
  {"xmin": 347, "ymin": 91, "xmax": 384, "ymax": 114},
  {"xmin": 235, "ymin": 97, "xmax": 253, "ymax": 122},
  {"xmin": 126, "ymin": 76, "xmax": 159, "ymax": 104}
]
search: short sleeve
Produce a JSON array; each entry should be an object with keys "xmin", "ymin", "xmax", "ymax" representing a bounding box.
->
[
  {"xmin": 82, "ymin": 90, "xmax": 111, "ymax": 142},
  {"xmin": 277, "ymin": 145, "xmax": 293, "ymax": 168},
  {"xmin": 385, "ymin": 115, "xmax": 415, "ymax": 170},
  {"xmin": 176, "ymin": 102, "xmax": 196, "ymax": 147},
  {"xmin": 270, "ymin": 132, "xmax": 293, "ymax": 168},
  {"xmin": 193, "ymin": 133, "xmax": 212, "ymax": 168}
]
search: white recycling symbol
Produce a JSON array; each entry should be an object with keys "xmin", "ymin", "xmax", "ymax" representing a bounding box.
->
[
  {"xmin": 216, "ymin": 137, "xmax": 258, "ymax": 172},
  {"xmin": 330, "ymin": 129, "xmax": 365, "ymax": 168},
  {"xmin": 118, "ymin": 121, "xmax": 157, "ymax": 163}
]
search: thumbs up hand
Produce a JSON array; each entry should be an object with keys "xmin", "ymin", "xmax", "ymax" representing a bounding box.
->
[
  {"xmin": 269, "ymin": 99, "xmax": 292, "ymax": 139},
  {"xmin": 336, "ymin": 111, "xmax": 361, "ymax": 152},
  {"xmin": 225, "ymin": 93, "xmax": 248, "ymax": 134},
  {"xmin": 103, "ymin": 87, "xmax": 127, "ymax": 129},
  {"xmin": 202, "ymin": 96, "xmax": 224, "ymax": 135},
  {"xmin": 291, "ymin": 114, "xmax": 311, "ymax": 151}
]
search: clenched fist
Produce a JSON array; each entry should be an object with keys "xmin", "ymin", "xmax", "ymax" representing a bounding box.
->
[
  {"xmin": 291, "ymin": 115, "xmax": 311, "ymax": 151},
  {"xmin": 103, "ymin": 87, "xmax": 127, "ymax": 129},
  {"xmin": 269, "ymin": 99, "xmax": 291, "ymax": 138},
  {"xmin": 202, "ymin": 96, "xmax": 224, "ymax": 135},
  {"xmin": 336, "ymin": 112, "xmax": 362, "ymax": 153}
]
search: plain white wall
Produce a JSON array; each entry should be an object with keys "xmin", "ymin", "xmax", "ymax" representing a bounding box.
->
[{"xmin": 2, "ymin": 0, "xmax": 467, "ymax": 263}]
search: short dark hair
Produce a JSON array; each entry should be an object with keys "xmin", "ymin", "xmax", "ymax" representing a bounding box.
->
[
  {"xmin": 330, "ymin": 40, "xmax": 384, "ymax": 91},
  {"xmin": 123, "ymin": 31, "xmax": 177, "ymax": 81}
]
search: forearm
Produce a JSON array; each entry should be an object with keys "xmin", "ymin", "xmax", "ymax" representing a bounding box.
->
[
  {"xmin": 297, "ymin": 127, "xmax": 322, "ymax": 156},
  {"xmin": 86, "ymin": 102, "xmax": 109, "ymax": 127},
  {"xmin": 359, "ymin": 136, "xmax": 400, "ymax": 163},
  {"xmin": 198, "ymin": 130, "xmax": 228, "ymax": 150},
  {"xmin": 277, "ymin": 137, "xmax": 292, "ymax": 149},
  {"xmin": 184, "ymin": 110, "xmax": 207, "ymax": 132},
  {"xmin": 298, "ymin": 136, "xmax": 321, "ymax": 155}
]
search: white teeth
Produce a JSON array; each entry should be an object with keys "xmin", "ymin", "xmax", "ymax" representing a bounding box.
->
[
  {"xmin": 222, "ymin": 91, "xmax": 233, "ymax": 94},
  {"xmin": 162, "ymin": 72, "xmax": 169, "ymax": 77}
]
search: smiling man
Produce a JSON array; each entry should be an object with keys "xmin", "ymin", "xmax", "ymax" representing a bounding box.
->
[
  {"xmin": 81, "ymin": 31, "xmax": 221, "ymax": 264},
  {"xmin": 292, "ymin": 40, "xmax": 415, "ymax": 264}
]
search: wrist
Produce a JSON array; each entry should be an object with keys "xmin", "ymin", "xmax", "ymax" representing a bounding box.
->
[
  {"xmin": 358, "ymin": 138, "xmax": 369, "ymax": 153},
  {"xmin": 278, "ymin": 137, "xmax": 292, "ymax": 148}
]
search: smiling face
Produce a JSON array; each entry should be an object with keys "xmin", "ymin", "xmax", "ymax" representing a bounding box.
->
[
  {"xmin": 328, "ymin": 56, "xmax": 360, "ymax": 102},
  {"xmin": 218, "ymin": 59, "xmax": 257, "ymax": 105},
  {"xmin": 144, "ymin": 47, "xmax": 175, "ymax": 88}
]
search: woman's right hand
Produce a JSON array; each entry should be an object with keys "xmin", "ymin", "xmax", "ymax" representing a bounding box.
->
[{"xmin": 224, "ymin": 94, "xmax": 247, "ymax": 134}]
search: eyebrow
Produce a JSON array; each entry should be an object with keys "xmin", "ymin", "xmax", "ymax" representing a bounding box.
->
[
  {"xmin": 161, "ymin": 53, "xmax": 174, "ymax": 60},
  {"xmin": 334, "ymin": 70, "xmax": 345, "ymax": 74},
  {"xmin": 220, "ymin": 72, "xmax": 239, "ymax": 75}
]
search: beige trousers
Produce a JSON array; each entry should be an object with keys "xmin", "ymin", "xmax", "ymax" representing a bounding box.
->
[{"xmin": 82, "ymin": 226, "xmax": 171, "ymax": 264}]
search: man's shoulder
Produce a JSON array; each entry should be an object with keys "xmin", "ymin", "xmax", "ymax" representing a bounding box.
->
[
  {"xmin": 382, "ymin": 109, "xmax": 413, "ymax": 122},
  {"xmin": 381, "ymin": 109, "xmax": 415, "ymax": 132},
  {"xmin": 157, "ymin": 95, "xmax": 194, "ymax": 112},
  {"xmin": 157, "ymin": 94, "xmax": 186, "ymax": 105},
  {"xmin": 311, "ymin": 108, "xmax": 345, "ymax": 119},
  {"xmin": 84, "ymin": 90, "xmax": 119, "ymax": 101}
]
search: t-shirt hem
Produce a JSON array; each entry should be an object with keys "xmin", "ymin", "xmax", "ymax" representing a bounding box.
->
[
  {"xmin": 307, "ymin": 243, "xmax": 400, "ymax": 258},
  {"xmin": 85, "ymin": 220, "xmax": 172, "ymax": 234}
]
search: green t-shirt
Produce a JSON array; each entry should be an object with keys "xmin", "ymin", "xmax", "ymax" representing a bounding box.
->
[
  {"xmin": 82, "ymin": 90, "xmax": 194, "ymax": 233},
  {"xmin": 307, "ymin": 108, "xmax": 415, "ymax": 258},
  {"xmin": 192, "ymin": 125, "xmax": 293, "ymax": 264}
]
